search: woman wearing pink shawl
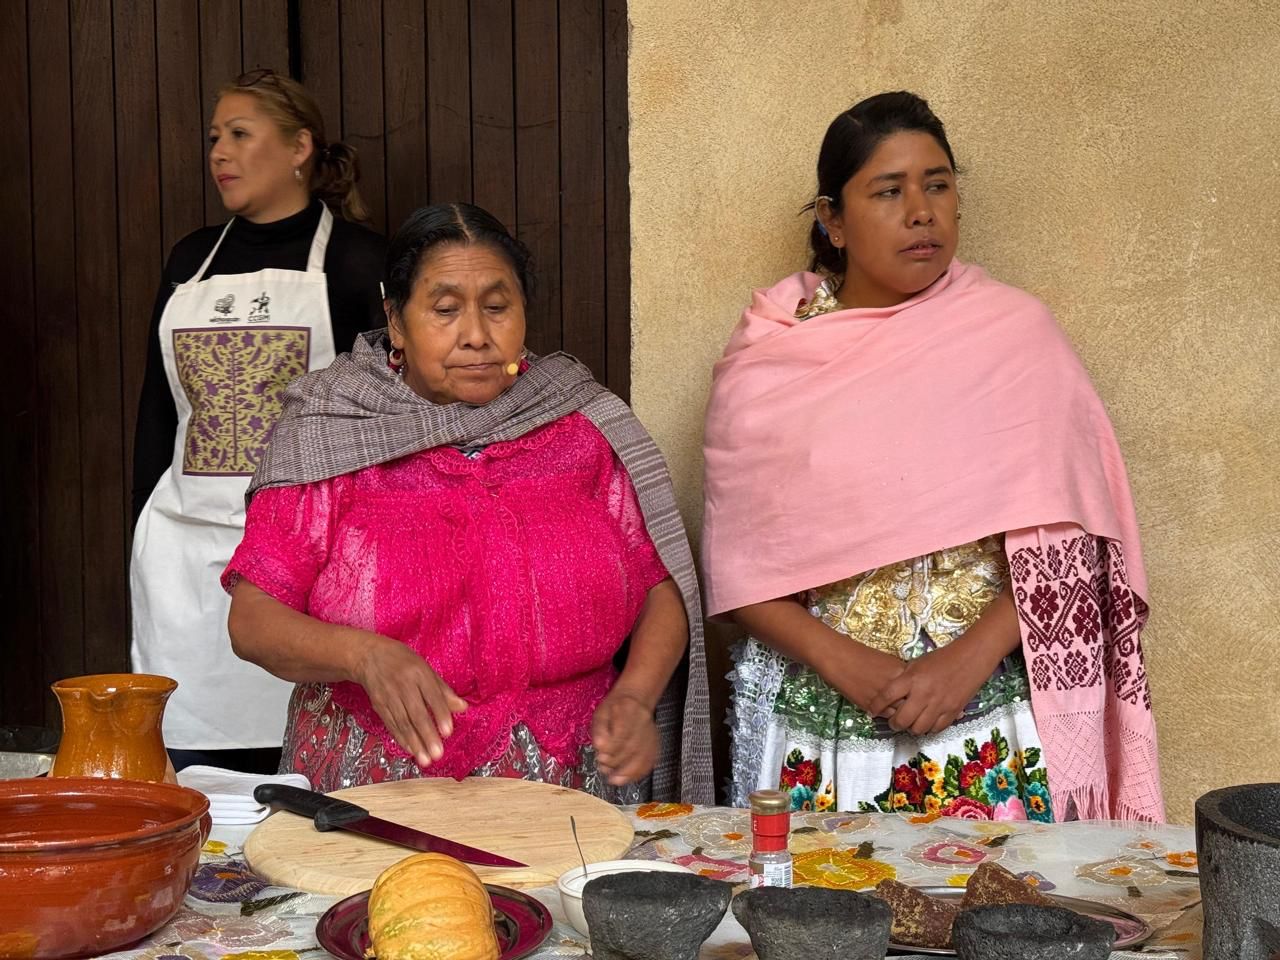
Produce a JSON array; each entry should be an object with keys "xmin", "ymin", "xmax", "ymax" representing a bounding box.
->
[{"xmin": 703, "ymin": 93, "xmax": 1163, "ymax": 822}]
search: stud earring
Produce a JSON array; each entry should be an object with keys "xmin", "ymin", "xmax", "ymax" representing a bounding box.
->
[
  {"xmin": 956, "ymin": 212, "xmax": 962, "ymax": 222},
  {"xmin": 293, "ymin": 167, "xmax": 302, "ymax": 182}
]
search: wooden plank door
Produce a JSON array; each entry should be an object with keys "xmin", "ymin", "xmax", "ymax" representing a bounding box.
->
[{"xmin": 0, "ymin": 0, "xmax": 630, "ymax": 731}]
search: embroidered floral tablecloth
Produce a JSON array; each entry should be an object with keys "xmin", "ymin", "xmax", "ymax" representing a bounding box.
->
[{"xmin": 101, "ymin": 805, "xmax": 1205, "ymax": 960}]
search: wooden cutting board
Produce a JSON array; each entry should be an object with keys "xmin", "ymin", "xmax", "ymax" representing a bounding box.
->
[{"xmin": 243, "ymin": 777, "xmax": 635, "ymax": 894}]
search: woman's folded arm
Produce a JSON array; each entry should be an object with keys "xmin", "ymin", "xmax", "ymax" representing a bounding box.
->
[{"xmin": 228, "ymin": 578, "xmax": 466, "ymax": 768}]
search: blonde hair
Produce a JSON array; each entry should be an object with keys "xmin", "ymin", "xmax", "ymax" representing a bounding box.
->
[{"xmin": 218, "ymin": 69, "xmax": 371, "ymax": 223}]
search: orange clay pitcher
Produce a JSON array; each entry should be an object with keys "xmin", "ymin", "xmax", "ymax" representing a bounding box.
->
[{"xmin": 49, "ymin": 674, "xmax": 178, "ymax": 782}]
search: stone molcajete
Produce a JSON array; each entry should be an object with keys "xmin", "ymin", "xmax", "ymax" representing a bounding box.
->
[
  {"xmin": 1196, "ymin": 782, "xmax": 1280, "ymax": 960},
  {"xmin": 732, "ymin": 886, "xmax": 892, "ymax": 960},
  {"xmin": 581, "ymin": 870, "xmax": 732, "ymax": 960},
  {"xmin": 951, "ymin": 903, "xmax": 1115, "ymax": 960}
]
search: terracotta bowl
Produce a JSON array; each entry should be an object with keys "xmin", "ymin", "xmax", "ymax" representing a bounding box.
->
[{"xmin": 0, "ymin": 777, "xmax": 211, "ymax": 959}]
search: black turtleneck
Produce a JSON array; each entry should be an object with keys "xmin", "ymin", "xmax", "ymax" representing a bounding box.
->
[{"xmin": 131, "ymin": 200, "xmax": 386, "ymax": 521}]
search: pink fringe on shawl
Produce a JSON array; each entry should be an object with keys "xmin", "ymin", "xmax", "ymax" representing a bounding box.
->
[{"xmin": 701, "ymin": 261, "xmax": 1164, "ymax": 822}]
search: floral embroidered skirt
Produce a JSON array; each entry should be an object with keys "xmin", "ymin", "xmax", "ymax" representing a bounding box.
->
[
  {"xmin": 280, "ymin": 681, "xmax": 645, "ymax": 803},
  {"xmin": 728, "ymin": 638, "xmax": 1054, "ymax": 822}
]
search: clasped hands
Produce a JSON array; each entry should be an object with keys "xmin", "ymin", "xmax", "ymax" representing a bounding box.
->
[{"xmin": 828, "ymin": 638, "xmax": 999, "ymax": 738}]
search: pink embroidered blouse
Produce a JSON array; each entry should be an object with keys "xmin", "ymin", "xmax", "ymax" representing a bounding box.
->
[{"xmin": 223, "ymin": 412, "xmax": 669, "ymax": 780}]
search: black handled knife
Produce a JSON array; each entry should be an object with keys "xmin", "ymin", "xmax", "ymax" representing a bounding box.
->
[{"xmin": 254, "ymin": 783, "xmax": 527, "ymax": 868}]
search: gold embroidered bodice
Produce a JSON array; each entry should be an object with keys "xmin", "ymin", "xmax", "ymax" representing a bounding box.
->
[{"xmin": 805, "ymin": 535, "xmax": 1008, "ymax": 658}]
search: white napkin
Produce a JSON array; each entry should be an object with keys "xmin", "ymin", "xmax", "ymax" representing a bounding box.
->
[
  {"xmin": 207, "ymin": 810, "xmax": 282, "ymax": 826},
  {"xmin": 177, "ymin": 765, "xmax": 311, "ymax": 825}
]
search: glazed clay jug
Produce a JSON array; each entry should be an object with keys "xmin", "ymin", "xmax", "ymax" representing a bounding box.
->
[{"xmin": 50, "ymin": 674, "xmax": 178, "ymax": 782}]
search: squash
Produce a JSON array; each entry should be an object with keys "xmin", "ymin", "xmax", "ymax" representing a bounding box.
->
[{"xmin": 366, "ymin": 852, "xmax": 501, "ymax": 960}]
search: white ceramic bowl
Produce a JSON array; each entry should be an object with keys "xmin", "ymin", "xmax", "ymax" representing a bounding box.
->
[{"xmin": 556, "ymin": 859, "xmax": 695, "ymax": 937}]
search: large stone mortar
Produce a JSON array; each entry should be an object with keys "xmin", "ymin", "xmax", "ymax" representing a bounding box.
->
[
  {"xmin": 951, "ymin": 903, "xmax": 1115, "ymax": 960},
  {"xmin": 581, "ymin": 870, "xmax": 733, "ymax": 960},
  {"xmin": 1195, "ymin": 782, "xmax": 1280, "ymax": 960},
  {"xmin": 731, "ymin": 886, "xmax": 892, "ymax": 960}
]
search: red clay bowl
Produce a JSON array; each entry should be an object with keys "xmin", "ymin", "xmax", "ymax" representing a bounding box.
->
[{"xmin": 0, "ymin": 777, "xmax": 211, "ymax": 959}]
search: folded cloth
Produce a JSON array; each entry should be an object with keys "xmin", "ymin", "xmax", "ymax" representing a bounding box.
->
[
  {"xmin": 176, "ymin": 765, "xmax": 311, "ymax": 825},
  {"xmin": 205, "ymin": 797, "xmax": 273, "ymax": 811},
  {"xmin": 205, "ymin": 810, "xmax": 282, "ymax": 826},
  {"xmin": 209, "ymin": 807, "xmax": 267, "ymax": 826}
]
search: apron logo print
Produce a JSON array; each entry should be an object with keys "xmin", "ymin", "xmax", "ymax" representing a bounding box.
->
[
  {"xmin": 210, "ymin": 294, "xmax": 240, "ymax": 323},
  {"xmin": 247, "ymin": 291, "xmax": 271, "ymax": 322}
]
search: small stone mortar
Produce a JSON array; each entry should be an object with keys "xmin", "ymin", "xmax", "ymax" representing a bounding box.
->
[
  {"xmin": 1196, "ymin": 782, "xmax": 1280, "ymax": 960},
  {"xmin": 581, "ymin": 870, "xmax": 733, "ymax": 960},
  {"xmin": 951, "ymin": 903, "xmax": 1115, "ymax": 960},
  {"xmin": 731, "ymin": 886, "xmax": 892, "ymax": 960}
]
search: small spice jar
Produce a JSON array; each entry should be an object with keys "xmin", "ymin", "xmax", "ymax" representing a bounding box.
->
[{"xmin": 748, "ymin": 789, "xmax": 793, "ymax": 888}]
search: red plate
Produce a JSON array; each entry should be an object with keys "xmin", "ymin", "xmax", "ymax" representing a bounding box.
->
[{"xmin": 316, "ymin": 884, "xmax": 553, "ymax": 960}]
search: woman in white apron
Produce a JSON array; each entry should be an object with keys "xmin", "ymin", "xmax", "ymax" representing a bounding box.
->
[{"xmin": 131, "ymin": 70, "xmax": 385, "ymax": 773}]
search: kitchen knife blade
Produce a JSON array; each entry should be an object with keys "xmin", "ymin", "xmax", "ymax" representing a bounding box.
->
[{"xmin": 253, "ymin": 783, "xmax": 527, "ymax": 868}]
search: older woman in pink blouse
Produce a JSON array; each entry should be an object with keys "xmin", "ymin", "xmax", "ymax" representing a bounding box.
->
[{"xmin": 223, "ymin": 202, "xmax": 712, "ymax": 801}]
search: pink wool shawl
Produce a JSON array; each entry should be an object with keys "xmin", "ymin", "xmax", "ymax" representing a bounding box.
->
[{"xmin": 702, "ymin": 261, "xmax": 1164, "ymax": 822}]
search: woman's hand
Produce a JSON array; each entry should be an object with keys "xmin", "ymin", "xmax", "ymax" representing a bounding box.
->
[
  {"xmin": 590, "ymin": 577, "xmax": 686, "ymax": 787},
  {"xmin": 352, "ymin": 636, "xmax": 468, "ymax": 769},
  {"xmin": 591, "ymin": 689, "xmax": 659, "ymax": 786},
  {"xmin": 869, "ymin": 640, "xmax": 995, "ymax": 736},
  {"xmin": 731, "ymin": 597, "xmax": 906, "ymax": 718},
  {"xmin": 817, "ymin": 640, "xmax": 909, "ymax": 718},
  {"xmin": 870, "ymin": 588, "xmax": 1023, "ymax": 737},
  {"xmin": 228, "ymin": 580, "xmax": 467, "ymax": 767}
]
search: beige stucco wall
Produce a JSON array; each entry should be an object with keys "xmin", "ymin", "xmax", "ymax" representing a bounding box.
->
[{"xmin": 627, "ymin": 0, "xmax": 1280, "ymax": 823}]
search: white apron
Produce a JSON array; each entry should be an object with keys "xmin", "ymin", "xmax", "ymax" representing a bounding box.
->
[{"xmin": 131, "ymin": 207, "xmax": 337, "ymax": 749}]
